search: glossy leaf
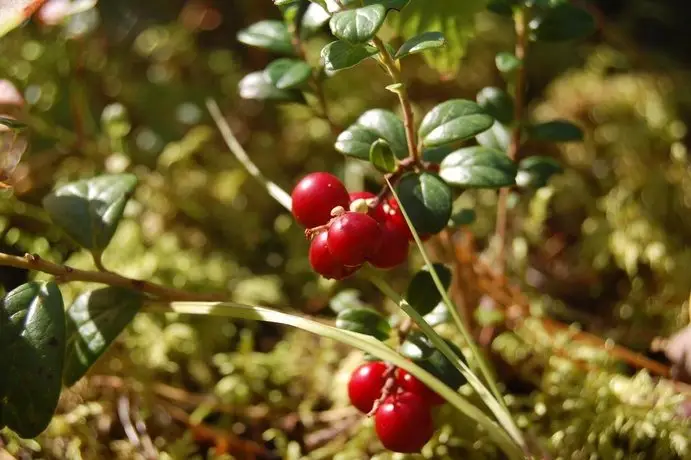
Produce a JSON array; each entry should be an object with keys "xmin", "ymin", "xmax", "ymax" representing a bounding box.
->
[
  {"xmin": 495, "ymin": 51, "xmax": 521, "ymax": 75},
  {"xmin": 423, "ymin": 303, "xmax": 450, "ymax": 327},
  {"xmin": 395, "ymin": 32, "xmax": 446, "ymax": 59},
  {"xmin": 440, "ymin": 146, "xmax": 517, "ymax": 189},
  {"xmin": 237, "ymin": 20, "xmax": 295, "ymax": 55},
  {"xmin": 516, "ymin": 156, "xmax": 562, "ymax": 188},
  {"xmin": 416, "ymin": 339, "xmax": 467, "ymax": 390},
  {"xmin": 238, "ymin": 71, "xmax": 304, "ymax": 102},
  {"xmin": 301, "ymin": 3, "xmax": 331, "ymax": 33},
  {"xmin": 0, "ymin": 282, "xmax": 65, "ymax": 438},
  {"xmin": 42, "ymin": 174, "xmax": 138, "ymax": 252},
  {"xmin": 335, "ymin": 109, "xmax": 407, "ymax": 159},
  {"xmin": 400, "ymin": 331, "xmax": 435, "ymax": 360},
  {"xmin": 407, "ymin": 264, "xmax": 452, "ymax": 316},
  {"xmin": 422, "ymin": 145, "xmax": 455, "ymax": 164},
  {"xmin": 336, "ymin": 307, "xmax": 391, "ymax": 341},
  {"xmin": 329, "ymin": 4, "xmax": 386, "ymax": 43},
  {"xmin": 531, "ymin": 3, "xmax": 596, "ymax": 42},
  {"xmin": 476, "ymin": 121, "xmax": 512, "ymax": 152},
  {"xmin": 395, "ymin": 172, "xmax": 452, "ymax": 234},
  {"xmin": 369, "ymin": 139, "xmax": 397, "ymax": 173},
  {"xmin": 321, "ymin": 40, "xmax": 378, "ymax": 73},
  {"xmin": 266, "ymin": 59, "xmax": 312, "ymax": 89},
  {"xmin": 477, "ymin": 87, "xmax": 514, "ymax": 125},
  {"xmin": 63, "ymin": 287, "xmax": 143, "ymax": 386},
  {"xmin": 528, "ymin": 120, "xmax": 583, "ymax": 142},
  {"xmin": 419, "ymin": 99, "xmax": 494, "ymax": 148}
]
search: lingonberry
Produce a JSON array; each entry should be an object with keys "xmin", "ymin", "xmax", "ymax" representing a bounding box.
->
[
  {"xmin": 327, "ymin": 212, "xmax": 382, "ymax": 267},
  {"xmin": 347, "ymin": 361, "xmax": 388, "ymax": 413},
  {"xmin": 368, "ymin": 222, "xmax": 409, "ymax": 269},
  {"xmin": 396, "ymin": 369, "xmax": 445, "ymax": 406},
  {"xmin": 308, "ymin": 231, "xmax": 359, "ymax": 280},
  {"xmin": 349, "ymin": 191, "xmax": 388, "ymax": 222},
  {"xmin": 374, "ymin": 392, "xmax": 435, "ymax": 453},
  {"xmin": 291, "ymin": 172, "xmax": 350, "ymax": 228},
  {"xmin": 385, "ymin": 198, "xmax": 432, "ymax": 242}
]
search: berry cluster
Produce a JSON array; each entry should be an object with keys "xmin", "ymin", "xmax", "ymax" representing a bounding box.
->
[
  {"xmin": 292, "ymin": 172, "xmax": 427, "ymax": 279},
  {"xmin": 348, "ymin": 361, "xmax": 442, "ymax": 453}
]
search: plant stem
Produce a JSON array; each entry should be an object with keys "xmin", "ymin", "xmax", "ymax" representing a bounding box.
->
[
  {"xmin": 371, "ymin": 36, "xmax": 419, "ymax": 163},
  {"xmin": 495, "ymin": 6, "xmax": 528, "ymax": 275}
]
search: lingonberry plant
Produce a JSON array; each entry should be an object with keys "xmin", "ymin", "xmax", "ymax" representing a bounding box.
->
[{"xmin": 0, "ymin": 0, "xmax": 598, "ymax": 457}]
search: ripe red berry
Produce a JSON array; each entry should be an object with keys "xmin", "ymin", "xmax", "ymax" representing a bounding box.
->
[
  {"xmin": 308, "ymin": 231, "xmax": 359, "ymax": 280},
  {"xmin": 396, "ymin": 369, "xmax": 445, "ymax": 406},
  {"xmin": 349, "ymin": 191, "xmax": 388, "ymax": 222},
  {"xmin": 348, "ymin": 361, "xmax": 388, "ymax": 413},
  {"xmin": 375, "ymin": 392, "xmax": 435, "ymax": 453},
  {"xmin": 291, "ymin": 172, "xmax": 350, "ymax": 228},
  {"xmin": 368, "ymin": 222, "xmax": 409, "ymax": 269},
  {"xmin": 327, "ymin": 212, "xmax": 382, "ymax": 267},
  {"xmin": 386, "ymin": 198, "xmax": 432, "ymax": 242}
]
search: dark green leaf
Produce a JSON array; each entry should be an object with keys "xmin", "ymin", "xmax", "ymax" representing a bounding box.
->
[
  {"xmin": 238, "ymin": 71, "xmax": 305, "ymax": 102},
  {"xmin": 476, "ymin": 121, "xmax": 512, "ymax": 152},
  {"xmin": 329, "ymin": 4, "xmax": 386, "ymax": 43},
  {"xmin": 440, "ymin": 146, "xmax": 517, "ymax": 189},
  {"xmin": 419, "ymin": 99, "xmax": 494, "ymax": 148},
  {"xmin": 237, "ymin": 20, "xmax": 295, "ymax": 55},
  {"xmin": 369, "ymin": 139, "xmax": 397, "ymax": 173},
  {"xmin": 476, "ymin": 87, "xmax": 514, "ymax": 125},
  {"xmin": 450, "ymin": 208, "xmax": 476, "ymax": 226},
  {"xmin": 407, "ymin": 263, "xmax": 452, "ymax": 316},
  {"xmin": 400, "ymin": 331, "xmax": 434, "ymax": 360},
  {"xmin": 423, "ymin": 303, "xmax": 450, "ymax": 327},
  {"xmin": 0, "ymin": 282, "xmax": 65, "ymax": 438},
  {"xmin": 321, "ymin": 40, "xmax": 378, "ymax": 73},
  {"xmin": 416, "ymin": 339, "xmax": 467, "ymax": 389},
  {"xmin": 63, "ymin": 288, "xmax": 143, "ymax": 386},
  {"xmin": 329, "ymin": 289, "xmax": 367, "ymax": 314},
  {"xmin": 528, "ymin": 120, "xmax": 583, "ymax": 142},
  {"xmin": 487, "ymin": 0, "xmax": 514, "ymax": 16},
  {"xmin": 531, "ymin": 3, "xmax": 596, "ymax": 42},
  {"xmin": 395, "ymin": 32, "xmax": 446, "ymax": 59},
  {"xmin": 335, "ymin": 109, "xmax": 407, "ymax": 159},
  {"xmin": 516, "ymin": 156, "xmax": 563, "ymax": 188},
  {"xmin": 0, "ymin": 116, "xmax": 27, "ymax": 131},
  {"xmin": 495, "ymin": 51, "xmax": 521, "ymax": 75},
  {"xmin": 422, "ymin": 145, "xmax": 455, "ymax": 164},
  {"xmin": 42, "ymin": 174, "xmax": 138, "ymax": 252},
  {"xmin": 395, "ymin": 172, "xmax": 453, "ymax": 234},
  {"xmin": 266, "ymin": 59, "xmax": 312, "ymax": 89},
  {"xmin": 336, "ymin": 307, "xmax": 391, "ymax": 341}
]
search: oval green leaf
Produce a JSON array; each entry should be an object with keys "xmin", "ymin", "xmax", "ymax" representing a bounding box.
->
[
  {"xmin": 239, "ymin": 71, "xmax": 305, "ymax": 103},
  {"xmin": 476, "ymin": 120, "xmax": 512, "ymax": 152},
  {"xmin": 476, "ymin": 87, "xmax": 514, "ymax": 125},
  {"xmin": 0, "ymin": 282, "xmax": 65, "ymax": 438},
  {"xmin": 439, "ymin": 146, "xmax": 517, "ymax": 189},
  {"xmin": 395, "ymin": 31, "xmax": 446, "ymax": 59},
  {"xmin": 395, "ymin": 172, "xmax": 453, "ymax": 234},
  {"xmin": 450, "ymin": 208, "xmax": 476, "ymax": 227},
  {"xmin": 42, "ymin": 174, "xmax": 138, "ymax": 252},
  {"xmin": 528, "ymin": 120, "xmax": 583, "ymax": 143},
  {"xmin": 415, "ymin": 339, "xmax": 467, "ymax": 390},
  {"xmin": 419, "ymin": 99, "xmax": 494, "ymax": 148},
  {"xmin": 516, "ymin": 156, "xmax": 563, "ymax": 189},
  {"xmin": 335, "ymin": 109, "xmax": 407, "ymax": 159},
  {"xmin": 237, "ymin": 20, "xmax": 295, "ymax": 55},
  {"xmin": 321, "ymin": 40, "xmax": 378, "ymax": 73},
  {"xmin": 400, "ymin": 330, "xmax": 435, "ymax": 360},
  {"xmin": 421, "ymin": 145, "xmax": 455, "ymax": 164},
  {"xmin": 63, "ymin": 287, "xmax": 143, "ymax": 386},
  {"xmin": 329, "ymin": 4, "xmax": 386, "ymax": 43},
  {"xmin": 495, "ymin": 51, "xmax": 521, "ymax": 75},
  {"xmin": 369, "ymin": 139, "xmax": 397, "ymax": 173},
  {"xmin": 531, "ymin": 3, "xmax": 596, "ymax": 42},
  {"xmin": 407, "ymin": 263, "xmax": 452, "ymax": 316},
  {"xmin": 336, "ymin": 307, "xmax": 391, "ymax": 341},
  {"xmin": 266, "ymin": 59, "xmax": 312, "ymax": 89}
]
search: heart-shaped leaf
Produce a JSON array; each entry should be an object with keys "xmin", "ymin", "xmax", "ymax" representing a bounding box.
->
[
  {"xmin": 63, "ymin": 287, "xmax": 143, "ymax": 386},
  {"xmin": 266, "ymin": 59, "xmax": 312, "ymax": 89},
  {"xmin": 43, "ymin": 174, "xmax": 138, "ymax": 252},
  {"xmin": 329, "ymin": 4, "xmax": 386, "ymax": 43},
  {"xmin": 336, "ymin": 307, "xmax": 391, "ymax": 341},
  {"xmin": 0, "ymin": 281, "xmax": 65, "ymax": 438},
  {"xmin": 528, "ymin": 120, "xmax": 583, "ymax": 142},
  {"xmin": 495, "ymin": 51, "xmax": 521, "ymax": 75},
  {"xmin": 237, "ymin": 20, "xmax": 295, "ymax": 55},
  {"xmin": 321, "ymin": 40, "xmax": 378, "ymax": 73},
  {"xmin": 440, "ymin": 146, "xmax": 517, "ymax": 189},
  {"xmin": 395, "ymin": 31, "xmax": 446, "ymax": 59},
  {"xmin": 369, "ymin": 139, "xmax": 397, "ymax": 173},
  {"xmin": 516, "ymin": 156, "xmax": 563, "ymax": 188},
  {"xmin": 407, "ymin": 264, "xmax": 452, "ymax": 316},
  {"xmin": 395, "ymin": 172, "xmax": 453, "ymax": 234},
  {"xmin": 531, "ymin": 3, "xmax": 596, "ymax": 42},
  {"xmin": 419, "ymin": 99, "xmax": 494, "ymax": 148},
  {"xmin": 476, "ymin": 121, "xmax": 512, "ymax": 152},
  {"xmin": 476, "ymin": 87, "xmax": 514, "ymax": 125},
  {"xmin": 238, "ymin": 71, "xmax": 305, "ymax": 103},
  {"xmin": 335, "ymin": 109, "xmax": 407, "ymax": 159}
]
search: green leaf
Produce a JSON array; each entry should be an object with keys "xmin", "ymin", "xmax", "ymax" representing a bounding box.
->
[
  {"xmin": 336, "ymin": 307, "xmax": 391, "ymax": 341},
  {"xmin": 419, "ymin": 99, "xmax": 494, "ymax": 148},
  {"xmin": 476, "ymin": 121, "xmax": 512, "ymax": 152},
  {"xmin": 335, "ymin": 109, "xmax": 407, "ymax": 159},
  {"xmin": 42, "ymin": 174, "xmax": 138, "ymax": 252},
  {"xmin": 365, "ymin": 0, "xmax": 409, "ymax": 9},
  {"xmin": 440, "ymin": 146, "xmax": 517, "ymax": 189},
  {"xmin": 63, "ymin": 288, "xmax": 143, "ymax": 386},
  {"xmin": 516, "ymin": 156, "xmax": 563, "ymax": 188},
  {"xmin": 237, "ymin": 20, "xmax": 295, "ymax": 55},
  {"xmin": 265, "ymin": 59, "xmax": 312, "ymax": 89},
  {"xmin": 238, "ymin": 71, "xmax": 305, "ymax": 103},
  {"xmin": 395, "ymin": 32, "xmax": 446, "ymax": 59},
  {"xmin": 476, "ymin": 87, "xmax": 514, "ymax": 125},
  {"xmin": 369, "ymin": 139, "xmax": 397, "ymax": 173},
  {"xmin": 531, "ymin": 3, "xmax": 596, "ymax": 42},
  {"xmin": 495, "ymin": 51, "xmax": 521, "ymax": 75},
  {"xmin": 0, "ymin": 282, "xmax": 65, "ymax": 438},
  {"xmin": 329, "ymin": 289, "xmax": 367, "ymax": 313},
  {"xmin": 407, "ymin": 264, "xmax": 452, "ymax": 316},
  {"xmin": 416, "ymin": 339, "xmax": 467, "ymax": 390},
  {"xmin": 0, "ymin": 116, "xmax": 27, "ymax": 131},
  {"xmin": 487, "ymin": 0, "xmax": 514, "ymax": 16},
  {"xmin": 395, "ymin": 172, "xmax": 452, "ymax": 234},
  {"xmin": 400, "ymin": 330, "xmax": 435, "ymax": 360},
  {"xmin": 329, "ymin": 4, "xmax": 386, "ymax": 43},
  {"xmin": 301, "ymin": 3, "xmax": 331, "ymax": 34},
  {"xmin": 421, "ymin": 145, "xmax": 455, "ymax": 164},
  {"xmin": 450, "ymin": 208, "xmax": 476, "ymax": 226},
  {"xmin": 320, "ymin": 40, "xmax": 378, "ymax": 73},
  {"xmin": 423, "ymin": 302, "xmax": 450, "ymax": 327},
  {"xmin": 528, "ymin": 120, "xmax": 583, "ymax": 142}
]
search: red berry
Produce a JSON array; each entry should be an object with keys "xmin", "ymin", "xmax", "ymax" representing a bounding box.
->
[
  {"xmin": 375, "ymin": 392, "xmax": 435, "ymax": 453},
  {"xmin": 396, "ymin": 369, "xmax": 445, "ymax": 406},
  {"xmin": 291, "ymin": 172, "xmax": 350, "ymax": 228},
  {"xmin": 327, "ymin": 212, "xmax": 382, "ymax": 267},
  {"xmin": 368, "ymin": 222, "xmax": 409, "ymax": 269},
  {"xmin": 309, "ymin": 232, "xmax": 359, "ymax": 280},
  {"xmin": 349, "ymin": 191, "xmax": 388, "ymax": 222},
  {"xmin": 348, "ymin": 361, "xmax": 388, "ymax": 413},
  {"xmin": 386, "ymin": 198, "xmax": 432, "ymax": 242},
  {"xmin": 349, "ymin": 191, "xmax": 376, "ymax": 202}
]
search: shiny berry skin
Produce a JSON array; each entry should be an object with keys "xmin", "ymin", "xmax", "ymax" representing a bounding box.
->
[
  {"xmin": 375, "ymin": 392, "xmax": 435, "ymax": 453},
  {"xmin": 291, "ymin": 172, "xmax": 350, "ymax": 228},
  {"xmin": 386, "ymin": 198, "xmax": 432, "ymax": 241},
  {"xmin": 368, "ymin": 222, "xmax": 409, "ymax": 269},
  {"xmin": 349, "ymin": 191, "xmax": 388, "ymax": 222},
  {"xmin": 327, "ymin": 212, "xmax": 382, "ymax": 267},
  {"xmin": 348, "ymin": 361, "xmax": 388, "ymax": 413},
  {"xmin": 396, "ymin": 369, "xmax": 445, "ymax": 406},
  {"xmin": 308, "ymin": 232, "xmax": 359, "ymax": 280}
]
